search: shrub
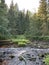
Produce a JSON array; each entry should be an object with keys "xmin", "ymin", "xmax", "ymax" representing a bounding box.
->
[
  {"xmin": 0, "ymin": 35, "xmax": 6, "ymax": 40},
  {"xmin": 0, "ymin": 26, "xmax": 11, "ymax": 40},
  {"xmin": 29, "ymin": 36, "xmax": 49, "ymax": 41},
  {"xmin": 43, "ymin": 55, "xmax": 49, "ymax": 65},
  {"xmin": 18, "ymin": 42, "xmax": 26, "ymax": 47}
]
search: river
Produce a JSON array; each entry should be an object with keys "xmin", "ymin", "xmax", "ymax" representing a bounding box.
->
[{"xmin": 0, "ymin": 47, "xmax": 49, "ymax": 65}]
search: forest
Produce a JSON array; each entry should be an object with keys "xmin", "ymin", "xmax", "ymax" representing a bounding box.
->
[
  {"xmin": 0, "ymin": 0, "xmax": 49, "ymax": 65},
  {"xmin": 0, "ymin": 0, "xmax": 49, "ymax": 41}
]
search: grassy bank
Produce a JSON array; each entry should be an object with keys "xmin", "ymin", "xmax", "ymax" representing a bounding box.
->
[{"xmin": 11, "ymin": 35, "xmax": 29, "ymax": 47}]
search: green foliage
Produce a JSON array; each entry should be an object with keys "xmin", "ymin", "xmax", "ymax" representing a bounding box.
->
[
  {"xmin": 7, "ymin": 0, "xmax": 17, "ymax": 35},
  {"xmin": 16, "ymin": 11, "xmax": 26, "ymax": 34},
  {"xmin": 25, "ymin": 13, "xmax": 42, "ymax": 39},
  {"xmin": 38, "ymin": 0, "xmax": 48, "ymax": 36},
  {"xmin": 25, "ymin": 0, "xmax": 49, "ymax": 39},
  {"xmin": 38, "ymin": 0, "xmax": 47, "ymax": 17},
  {"xmin": 44, "ymin": 55, "xmax": 49, "ymax": 65},
  {"xmin": 11, "ymin": 38, "xmax": 29, "ymax": 43},
  {"xmin": 26, "ymin": 36, "xmax": 49, "ymax": 41},
  {"xmin": 0, "ymin": 0, "xmax": 11, "ymax": 39},
  {"xmin": 16, "ymin": 35, "xmax": 26, "ymax": 39},
  {"xmin": 11, "ymin": 35, "xmax": 29, "ymax": 46},
  {"xmin": 0, "ymin": 0, "xmax": 49, "ymax": 41},
  {"xmin": 18, "ymin": 42, "xmax": 26, "ymax": 47},
  {"xmin": 0, "ymin": 26, "xmax": 11, "ymax": 39},
  {"xmin": 11, "ymin": 38, "xmax": 29, "ymax": 42},
  {"xmin": 30, "ymin": 36, "xmax": 49, "ymax": 41},
  {"xmin": 0, "ymin": 35, "xmax": 6, "ymax": 40}
]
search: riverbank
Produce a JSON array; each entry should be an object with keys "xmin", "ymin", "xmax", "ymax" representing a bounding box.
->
[{"xmin": 0, "ymin": 40, "xmax": 49, "ymax": 49}]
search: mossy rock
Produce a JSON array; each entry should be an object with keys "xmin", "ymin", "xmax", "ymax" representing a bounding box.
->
[{"xmin": 19, "ymin": 56, "xmax": 24, "ymax": 61}]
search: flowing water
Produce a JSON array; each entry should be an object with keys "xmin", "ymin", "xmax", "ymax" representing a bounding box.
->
[{"xmin": 0, "ymin": 47, "xmax": 49, "ymax": 65}]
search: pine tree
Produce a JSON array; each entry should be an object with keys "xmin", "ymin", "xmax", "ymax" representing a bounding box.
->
[
  {"xmin": 14, "ymin": 3, "xmax": 19, "ymax": 12},
  {"xmin": 0, "ymin": 0, "xmax": 8, "ymax": 15},
  {"xmin": 0, "ymin": 0, "xmax": 8, "ymax": 28},
  {"xmin": 0, "ymin": 0, "xmax": 9, "ymax": 39},
  {"xmin": 25, "ymin": 10, "xmax": 30, "ymax": 31},
  {"xmin": 8, "ymin": 0, "xmax": 17, "ymax": 35},
  {"xmin": 38, "ymin": 0, "xmax": 48, "ymax": 36},
  {"xmin": 17, "ymin": 11, "xmax": 25, "ymax": 34},
  {"xmin": 25, "ymin": 10, "xmax": 30, "ymax": 36}
]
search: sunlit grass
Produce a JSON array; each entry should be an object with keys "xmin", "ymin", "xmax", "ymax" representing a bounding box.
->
[
  {"xmin": 10, "ymin": 35, "xmax": 29, "ymax": 47},
  {"xmin": 11, "ymin": 39, "xmax": 29, "ymax": 42}
]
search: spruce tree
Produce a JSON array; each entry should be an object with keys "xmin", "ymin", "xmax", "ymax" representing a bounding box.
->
[
  {"xmin": 8, "ymin": 0, "xmax": 17, "ymax": 35},
  {"xmin": 0, "ymin": 0, "xmax": 9, "ymax": 39},
  {"xmin": 17, "ymin": 11, "xmax": 25, "ymax": 34},
  {"xmin": 25, "ymin": 10, "xmax": 30, "ymax": 36},
  {"xmin": 38, "ymin": 0, "xmax": 48, "ymax": 36},
  {"xmin": 0, "ymin": 0, "xmax": 8, "ymax": 28}
]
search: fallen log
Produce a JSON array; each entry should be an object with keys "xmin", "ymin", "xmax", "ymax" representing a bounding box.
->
[{"xmin": 0, "ymin": 40, "xmax": 13, "ymax": 46}]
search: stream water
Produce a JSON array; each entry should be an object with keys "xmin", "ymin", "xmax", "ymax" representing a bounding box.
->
[{"xmin": 0, "ymin": 47, "xmax": 49, "ymax": 65}]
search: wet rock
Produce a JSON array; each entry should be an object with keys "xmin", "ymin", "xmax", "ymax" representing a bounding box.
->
[
  {"xmin": 19, "ymin": 56, "xmax": 25, "ymax": 61},
  {"xmin": 42, "ymin": 61, "xmax": 46, "ymax": 65},
  {"xmin": 29, "ymin": 57, "xmax": 36, "ymax": 61},
  {"xmin": 19, "ymin": 56, "xmax": 23, "ymax": 61},
  {"xmin": 36, "ymin": 62, "xmax": 39, "ymax": 65},
  {"xmin": 0, "ymin": 59, "xmax": 3, "ymax": 62},
  {"xmin": 9, "ymin": 55, "xmax": 15, "ymax": 59},
  {"xmin": 0, "ymin": 62, "xmax": 2, "ymax": 65},
  {"xmin": 38, "ymin": 54, "xmax": 43, "ymax": 57},
  {"xmin": 41, "ymin": 54, "xmax": 45, "ymax": 58},
  {"xmin": 26, "ymin": 54, "xmax": 31, "ymax": 58},
  {"xmin": 2, "ymin": 60, "xmax": 8, "ymax": 65}
]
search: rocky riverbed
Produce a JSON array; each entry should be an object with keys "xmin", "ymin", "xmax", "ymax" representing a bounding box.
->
[{"xmin": 0, "ymin": 47, "xmax": 49, "ymax": 65}]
